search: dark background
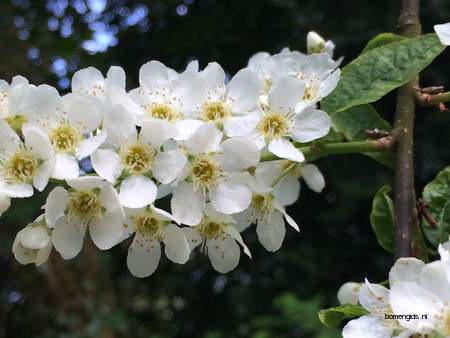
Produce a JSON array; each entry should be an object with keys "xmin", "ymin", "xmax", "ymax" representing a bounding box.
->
[{"xmin": 0, "ymin": 1, "xmax": 450, "ymax": 337}]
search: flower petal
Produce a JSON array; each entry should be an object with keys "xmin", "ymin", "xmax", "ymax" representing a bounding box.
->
[
  {"xmin": 268, "ymin": 138, "xmax": 305, "ymax": 162},
  {"xmin": 171, "ymin": 182, "xmax": 205, "ymax": 226},
  {"xmin": 76, "ymin": 130, "xmax": 108, "ymax": 159},
  {"xmin": 290, "ymin": 108, "xmax": 330, "ymax": 143},
  {"xmin": 22, "ymin": 124, "xmax": 54, "ymax": 160},
  {"xmin": 301, "ymin": 163, "xmax": 325, "ymax": 192},
  {"xmin": 221, "ymin": 137, "xmax": 260, "ymax": 171},
  {"xmin": 90, "ymin": 209, "xmax": 125, "ymax": 250},
  {"xmin": 52, "ymin": 153, "xmax": 79, "ymax": 180},
  {"xmin": 227, "ymin": 68, "xmax": 262, "ymax": 112},
  {"xmin": 33, "ymin": 158, "xmax": 55, "ymax": 192},
  {"xmin": 45, "ymin": 186, "xmax": 69, "ymax": 227},
  {"xmin": 389, "ymin": 257, "xmax": 425, "ymax": 286},
  {"xmin": 207, "ymin": 237, "xmax": 240, "ymax": 273},
  {"xmin": 127, "ymin": 234, "xmax": 161, "ymax": 278},
  {"xmin": 268, "ymin": 76, "xmax": 305, "ymax": 114},
  {"xmin": 185, "ymin": 123, "xmax": 222, "ymax": 155},
  {"xmin": 64, "ymin": 93, "xmax": 102, "ymax": 133},
  {"xmin": 162, "ymin": 224, "xmax": 190, "ymax": 264},
  {"xmin": 223, "ymin": 110, "xmax": 261, "ymax": 137},
  {"xmin": 342, "ymin": 315, "xmax": 393, "ymax": 338},
  {"xmin": 91, "ymin": 149, "xmax": 123, "ymax": 183},
  {"xmin": 435, "ymin": 22, "xmax": 450, "ymax": 46},
  {"xmin": 152, "ymin": 149, "xmax": 187, "ymax": 184},
  {"xmin": 182, "ymin": 227, "xmax": 202, "ymax": 251},
  {"xmin": 119, "ymin": 175, "xmax": 157, "ymax": 208},
  {"xmin": 256, "ymin": 211, "xmax": 285, "ymax": 252},
  {"xmin": 209, "ymin": 177, "xmax": 252, "ymax": 214},
  {"xmin": 52, "ymin": 217, "xmax": 86, "ymax": 260},
  {"xmin": 140, "ymin": 119, "xmax": 178, "ymax": 148}
]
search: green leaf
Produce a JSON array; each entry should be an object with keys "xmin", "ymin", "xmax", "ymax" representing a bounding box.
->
[
  {"xmin": 331, "ymin": 104, "xmax": 395, "ymax": 168},
  {"xmin": 422, "ymin": 167, "xmax": 450, "ymax": 247},
  {"xmin": 322, "ymin": 34, "xmax": 445, "ymax": 114},
  {"xmin": 361, "ymin": 33, "xmax": 406, "ymax": 53},
  {"xmin": 318, "ymin": 304, "xmax": 368, "ymax": 328},
  {"xmin": 370, "ymin": 185, "xmax": 395, "ymax": 253}
]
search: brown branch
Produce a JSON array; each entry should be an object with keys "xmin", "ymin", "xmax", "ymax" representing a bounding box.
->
[{"xmin": 394, "ymin": 0, "xmax": 421, "ymax": 259}]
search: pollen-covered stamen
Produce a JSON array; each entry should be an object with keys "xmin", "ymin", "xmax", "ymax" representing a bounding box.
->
[
  {"xmin": 4, "ymin": 148, "xmax": 38, "ymax": 184},
  {"xmin": 302, "ymin": 81, "xmax": 319, "ymax": 101},
  {"xmin": 121, "ymin": 143, "xmax": 155, "ymax": 175},
  {"xmin": 258, "ymin": 113, "xmax": 288, "ymax": 139},
  {"xmin": 134, "ymin": 214, "xmax": 165, "ymax": 241},
  {"xmin": 148, "ymin": 103, "xmax": 177, "ymax": 121},
  {"xmin": 67, "ymin": 190, "xmax": 103, "ymax": 222},
  {"xmin": 191, "ymin": 156, "xmax": 221, "ymax": 190},
  {"xmin": 251, "ymin": 194, "xmax": 274, "ymax": 214},
  {"xmin": 49, "ymin": 123, "xmax": 82, "ymax": 153},
  {"xmin": 200, "ymin": 101, "xmax": 229, "ymax": 122},
  {"xmin": 197, "ymin": 219, "xmax": 225, "ymax": 240}
]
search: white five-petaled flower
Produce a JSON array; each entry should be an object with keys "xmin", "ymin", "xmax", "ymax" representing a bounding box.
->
[
  {"xmin": 91, "ymin": 104, "xmax": 186, "ymax": 208},
  {"xmin": 129, "ymin": 60, "xmax": 205, "ymax": 139},
  {"xmin": 343, "ymin": 258, "xmax": 426, "ymax": 338},
  {"xmin": 123, "ymin": 204, "xmax": 190, "ymax": 278},
  {"xmin": 232, "ymin": 163, "xmax": 300, "ymax": 252},
  {"xmin": 250, "ymin": 75, "xmax": 331, "ymax": 162},
  {"xmin": 193, "ymin": 62, "xmax": 263, "ymax": 137},
  {"xmin": 45, "ymin": 176, "xmax": 125, "ymax": 259},
  {"xmin": 0, "ymin": 75, "xmax": 29, "ymax": 125},
  {"xmin": 0, "ymin": 118, "xmax": 54, "ymax": 197},
  {"xmin": 12, "ymin": 214, "xmax": 52, "ymax": 267},
  {"xmin": 171, "ymin": 123, "xmax": 259, "ymax": 225},
  {"xmin": 20, "ymin": 84, "xmax": 106, "ymax": 180},
  {"xmin": 183, "ymin": 203, "xmax": 251, "ymax": 274}
]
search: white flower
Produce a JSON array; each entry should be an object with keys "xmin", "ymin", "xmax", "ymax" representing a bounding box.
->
[
  {"xmin": 170, "ymin": 123, "xmax": 258, "ymax": 225},
  {"xmin": 0, "ymin": 192, "xmax": 11, "ymax": 216},
  {"xmin": 343, "ymin": 258, "xmax": 426, "ymax": 338},
  {"xmin": 182, "ymin": 203, "xmax": 251, "ymax": 274},
  {"xmin": 91, "ymin": 104, "xmax": 186, "ymax": 208},
  {"xmin": 45, "ymin": 176, "xmax": 125, "ymax": 259},
  {"xmin": 337, "ymin": 282, "xmax": 361, "ymax": 305},
  {"xmin": 0, "ymin": 75, "xmax": 29, "ymax": 122},
  {"xmin": 435, "ymin": 22, "xmax": 450, "ymax": 46},
  {"xmin": 20, "ymin": 85, "xmax": 106, "ymax": 180},
  {"xmin": 12, "ymin": 214, "xmax": 52, "ymax": 267},
  {"xmin": 193, "ymin": 62, "xmax": 263, "ymax": 137},
  {"xmin": 389, "ymin": 258, "xmax": 450, "ymax": 336},
  {"xmin": 0, "ymin": 118, "xmax": 54, "ymax": 197},
  {"xmin": 232, "ymin": 164, "xmax": 299, "ymax": 252},
  {"xmin": 250, "ymin": 75, "xmax": 331, "ymax": 162},
  {"xmin": 123, "ymin": 204, "xmax": 190, "ymax": 278},
  {"xmin": 129, "ymin": 60, "xmax": 205, "ymax": 139}
]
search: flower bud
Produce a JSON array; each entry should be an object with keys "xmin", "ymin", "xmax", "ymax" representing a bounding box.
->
[
  {"xmin": 13, "ymin": 215, "xmax": 52, "ymax": 267},
  {"xmin": 307, "ymin": 31, "xmax": 326, "ymax": 54},
  {"xmin": 337, "ymin": 282, "xmax": 361, "ymax": 305}
]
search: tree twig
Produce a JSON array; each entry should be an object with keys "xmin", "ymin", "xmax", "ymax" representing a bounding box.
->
[{"xmin": 394, "ymin": 0, "xmax": 421, "ymax": 259}]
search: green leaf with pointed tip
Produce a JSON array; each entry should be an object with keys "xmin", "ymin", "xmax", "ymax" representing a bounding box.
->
[
  {"xmin": 331, "ymin": 104, "xmax": 395, "ymax": 168},
  {"xmin": 361, "ymin": 33, "xmax": 406, "ymax": 53},
  {"xmin": 422, "ymin": 167, "xmax": 450, "ymax": 247},
  {"xmin": 322, "ymin": 34, "xmax": 445, "ymax": 114},
  {"xmin": 318, "ymin": 304, "xmax": 368, "ymax": 328},
  {"xmin": 370, "ymin": 185, "xmax": 395, "ymax": 253}
]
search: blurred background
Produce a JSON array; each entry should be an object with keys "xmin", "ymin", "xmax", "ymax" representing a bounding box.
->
[{"xmin": 1, "ymin": 0, "xmax": 450, "ymax": 337}]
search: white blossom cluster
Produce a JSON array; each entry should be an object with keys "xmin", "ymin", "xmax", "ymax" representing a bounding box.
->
[
  {"xmin": 1, "ymin": 32, "xmax": 340, "ymax": 277},
  {"xmin": 338, "ymin": 240, "xmax": 450, "ymax": 338}
]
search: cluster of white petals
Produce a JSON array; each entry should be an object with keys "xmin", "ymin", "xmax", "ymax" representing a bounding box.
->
[
  {"xmin": 2, "ymin": 32, "xmax": 340, "ymax": 276},
  {"xmin": 339, "ymin": 239, "xmax": 450, "ymax": 338}
]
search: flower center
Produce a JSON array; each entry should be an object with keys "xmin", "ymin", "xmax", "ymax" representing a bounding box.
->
[
  {"xmin": 197, "ymin": 220, "xmax": 224, "ymax": 240},
  {"xmin": 258, "ymin": 113, "xmax": 288, "ymax": 139},
  {"xmin": 134, "ymin": 214, "xmax": 164, "ymax": 240},
  {"xmin": 67, "ymin": 190, "xmax": 103, "ymax": 221},
  {"xmin": 5, "ymin": 149, "xmax": 37, "ymax": 184},
  {"xmin": 302, "ymin": 82, "xmax": 319, "ymax": 101},
  {"xmin": 122, "ymin": 143, "xmax": 155, "ymax": 175},
  {"xmin": 251, "ymin": 194, "xmax": 273, "ymax": 213},
  {"xmin": 49, "ymin": 123, "xmax": 81, "ymax": 153},
  {"xmin": 200, "ymin": 101, "xmax": 229, "ymax": 122},
  {"xmin": 148, "ymin": 103, "xmax": 177, "ymax": 121},
  {"xmin": 191, "ymin": 156, "xmax": 221, "ymax": 189}
]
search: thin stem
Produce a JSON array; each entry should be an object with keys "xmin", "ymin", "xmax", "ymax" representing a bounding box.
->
[
  {"xmin": 260, "ymin": 137, "xmax": 396, "ymax": 162},
  {"xmin": 271, "ymin": 162, "xmax": 297, "ymax": 187},
  {"xmin": 394, "ymin": 0, "xmax": 421, "ymax": 259},
  {"xmin": 417, "ymin": 91, "xmax": 450, "ymax": 107}
]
